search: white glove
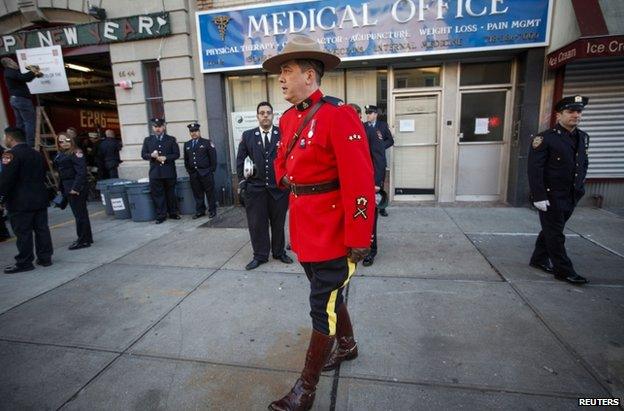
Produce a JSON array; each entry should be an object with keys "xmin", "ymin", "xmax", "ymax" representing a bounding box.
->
[{"xmin": 533, "ymin": 200, "xmax": 550, "ymax": 212}]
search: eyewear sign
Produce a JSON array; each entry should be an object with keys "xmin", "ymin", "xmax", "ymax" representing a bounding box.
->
[
  {"xmin": 1, "ymin": 13, "xmax": 170, "ymax": 56},
  {"xmin": 196, "ymin": 0, "xmax": 551, "ymax": 73}
]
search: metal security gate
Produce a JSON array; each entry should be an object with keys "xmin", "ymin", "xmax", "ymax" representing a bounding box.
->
[{"xmin": 563, "ymin": 58, "xmax": 624, "ymax": 179}]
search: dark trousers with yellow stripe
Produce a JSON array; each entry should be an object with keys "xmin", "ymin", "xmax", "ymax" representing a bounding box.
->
[{"xmin": 301, "ymin": 256, "xmax": 356, "ymax": 336}]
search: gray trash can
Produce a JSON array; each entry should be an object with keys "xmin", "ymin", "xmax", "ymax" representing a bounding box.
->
[
  {"xmin": 176, "ymin": 176, "xmax": 196, "ymax": 215},
  {"xmin": 96, "ymin": 178, "xmax": 130, "ymax": 216},
  {"xmin": 108, "ymin": 182, "xmax": 133, "ymax": 219},
  {"xmin": 126, "ymin": 182, "xmax": 156, "ymax": 222}
]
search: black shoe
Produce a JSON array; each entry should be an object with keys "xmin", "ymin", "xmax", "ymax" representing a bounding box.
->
[
  {"xmin": 155, "ymin": 217, "xmax": 166, "ymax": 224},
  {"xmin": 529, "ymin": 260, "xmax": 554, "ymax": 274},
  {"xmin": 208, "ymin": 212, "xmax": 216, "ymax": 219},
  {"xmin": 192, "ymin": 212, "xmax": 206, "ymax": 220},
  {"xmin": 69, "ymin": 241, "xmax": 91, "ymax": 250},
  {"xmin": 275, "ymin": 253, "xmax": 293, "ymax": 264},
  {"xmin": 379, "ymin": 209, "xmax": 388, "ymax": 217},
  {"xmin": 245, "ymin": 259, "xmax": 266, "ymax": 270},
  {"xmin": 35, "ymin": 259, "xmax": 52, "ymax": 267},
  {"xmin": 362, "ymin": 254, "xmax": 375, "ymax": 266},
  {"xmin": 554, "ymin": 272, "xmax": 588, "ymax": 285},
  {"xmin": 4, "ymin": 264, "xmax": 35, "ymax": 274},
  {"xmin": 169, "ymin": 214, "xmax": 181, "ymax": 220}
]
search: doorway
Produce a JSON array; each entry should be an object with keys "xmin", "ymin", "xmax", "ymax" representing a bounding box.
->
[
  {"xmin": 455, "ymin": 89, "xmax": 510, "ymax": 201},
  {"xmin": 392, "ymin": 93, "xmax": 440, "ymax": 201}
]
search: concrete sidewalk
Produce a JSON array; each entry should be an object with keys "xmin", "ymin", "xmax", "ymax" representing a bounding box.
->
[{"xmin": 0, "ymin": 204, "xmax": 622, "ymax": 410}]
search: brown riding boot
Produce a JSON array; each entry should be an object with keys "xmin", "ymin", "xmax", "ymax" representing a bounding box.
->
[
  {"xmin": 269, "ymin": 330, "xmax": 335, "ymax": 411},
  {"xmin": 323, "ymin": 303, "xmax": 358, "ymax": 371}
]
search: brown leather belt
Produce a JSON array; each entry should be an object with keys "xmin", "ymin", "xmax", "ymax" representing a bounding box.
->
[{"xmin": 290, "ymin": 180, "xmax": 340, "ymax": 196}]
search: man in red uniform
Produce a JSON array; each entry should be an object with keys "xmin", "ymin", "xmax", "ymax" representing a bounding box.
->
[{"xmin": 263, "ymin": 35, "xmax": 375, "ymax": 411}]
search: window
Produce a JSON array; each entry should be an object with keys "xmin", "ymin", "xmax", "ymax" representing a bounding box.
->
[
  {"xmin": 143, "ymin": 61, "xmax": 164, "ymax": 123},
  {"xmin": 460, "ymin": 61, "xmax": 511, "ymax": 86},
  {"xmin": 394, "ymin": 67, "xmax": 440, "ymax": 89},
  {"xmin": 459, "ymin": 91, "xmax": 507, "ymax": 142}
]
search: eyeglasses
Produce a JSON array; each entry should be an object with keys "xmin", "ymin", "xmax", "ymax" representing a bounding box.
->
[{"xmin": 58, "ymin": 139, "xmax": 71, "ymax": 143}]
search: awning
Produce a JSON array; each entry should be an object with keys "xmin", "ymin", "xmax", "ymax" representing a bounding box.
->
[{"xmin": 547, "ymin": 35, "xmax": 624, "ymax": 70}]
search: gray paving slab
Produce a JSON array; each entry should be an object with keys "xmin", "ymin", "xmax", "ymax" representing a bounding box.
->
[
  {"xmin": 344, "ymin": 277, "xmax": 605, "ymax": 396},
  {"xmin": 0, "ymin": 261, "xmax": 101, "ymax": 314},
  {"xmin": 222, "ymin": 243, "xmax": 304, "ymax": 274},
  {"xmin": 61, "ymin": 354, "xmax": 332, "ymax": 411},
  {"xmin": 335, "ymin": 378, "xmax": 580, "ymax": 411},
  {"xmin": 566, "ymin": 207, "xmax": 624, "ymax": 256},
  {"xmin": 358, "ymin": 232, "xmax": 500, "ymax": 280},
  {"xmin": 444, "ymin": 207, "xmax": 552, "ymax": 234},
  {"xmin": 469, "ymin": 234, "xmax": 624, "ymax": 284},
  {"xmin": 53, "ymin": 222, "xmax": 168, "ymax": 264},
  {"xmin": 117, "ymin": 227, "xmax": 251, "ymax": 269},
  {"xmin": 131, "ymin": 269, "xmax": 314, "ymax": 372},
  {"xmin": 0, "ymin": 340, "xmax": 116, "ymax": 411},
  {"xmin": 377, "ymin": 207, "xmax": 462, "ymax": 233},
  {"xmin": 515, "ymin": 282, "xmax": 624, "ymax": 400},
  {"xmin": 0, "ymin": 264, "xmax": 211, "ymax": 350}
]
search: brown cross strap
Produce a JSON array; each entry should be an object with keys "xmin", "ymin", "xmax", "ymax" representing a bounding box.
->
[
  {"xmin": 290, "ymin": 180, "xmax": 340, "ymax": 196},
  {"xmin": 285, "ymin": 100, "xmax": 324, "ymax": 158}
]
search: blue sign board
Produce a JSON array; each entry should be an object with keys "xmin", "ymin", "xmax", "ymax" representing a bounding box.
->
[{"xmin": 196, "ymin": 0, "xmax": 552, "ymax": 73}]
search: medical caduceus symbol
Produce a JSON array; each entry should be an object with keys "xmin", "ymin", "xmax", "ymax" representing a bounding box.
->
[{"xmin": 212, "ymin": 16, "xmax": 231, "ymax": 41}]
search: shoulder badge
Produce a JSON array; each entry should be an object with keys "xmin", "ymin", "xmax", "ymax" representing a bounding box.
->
[
  {"xmin": 532, "ymin": 135, "xmax": 543, "ymax": 149},
  {"xmin": 321, "ymin": 95, "xmax": 344, "ymax": 107},
  {"xmin": 75, "ymin": 149, "xmax": 84, "ymax": 158},
  {"xmin": 1, "ymin": 152, "xmax": 13, "ymax": 165}
]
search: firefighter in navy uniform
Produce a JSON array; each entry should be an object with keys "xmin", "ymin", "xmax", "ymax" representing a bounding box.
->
[
  {"xmin": 264, "ymin": 35, "xmax": 374, "ymax": 411},
  {"xmin": 236, "ymin": 102, "xmax": 292, "ymax": 270},
  {"xmin": 0, "ymin": 127, "xmax": 53, "ymax": 273},
  {"xmin": 364, "ymin": 104, "xmax": 393, "ymax": 217},
  {"xmin": 183, "ymin": 122, "xmax": 217, "ymax": 219},
  {"xmin": 349, "ymin": 104, "xmax": 386, "ymax": 267},
  {"xmin": 97, "ymin": 129, "xmax": 122, "ymax": 179},
  {"xmin": 528, "ymin": 95, "xmax": 590, "ymax": 285},
  {"xmin": 141, "ymin": 118, "xmax": 180, "ymax": 224},
  {"xmin": 54, "ymin": 132, "xmax": 93, "ymax": 250}
]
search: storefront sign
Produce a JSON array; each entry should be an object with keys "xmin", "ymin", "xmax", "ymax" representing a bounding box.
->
[
  {"xmin": 0, "ymin": 13, "xmax": 170, "ymax": 56},
  {"xmin": 196, "ymin": 0, "xmax": 551, "ymax": 72},
  {"xmin": 547, "ymin": 35, "xmax": 624, "ymax": 69},
  {"xmin": 16, "ymin": 46, "xmax": 69, "ymax": 93}
]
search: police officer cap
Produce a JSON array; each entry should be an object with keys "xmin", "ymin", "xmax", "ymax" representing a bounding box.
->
[
  {"xmin": 555, "ymin": 95, "xmax": 589, "ymax": 112},
  {"xmin": 151, "ymin": 117, "xmax": 166, "ymax": 126},
  {"xmin": 364, "ymin": 105, "xmax": 378, "ymax": 114},
  {"xmin": 187, "ymin": 122, "xmax": 200, "ymax": 132}
]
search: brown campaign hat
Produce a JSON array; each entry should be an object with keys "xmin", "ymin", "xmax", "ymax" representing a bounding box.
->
[{"xmin": 262, "ymin": 34, "xmax": 341, "ymax": 74}]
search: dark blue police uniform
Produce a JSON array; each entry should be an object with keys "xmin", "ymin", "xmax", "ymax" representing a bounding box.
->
[
  {"xmin": 141, "ymin": 128, "xmax": 180, "ymax": 221},
  {"xmin": 54, "ymin": 150, "xmax": 93, "ymax": 248},
  {"xmin": 363, "ymin": 121, "xmax": 387, "ymax": 266},
  {"xmin": 365, "ymin": 105, "xmax": 393, "ymax": 216},
  {"xmin": 528, "ymin": 95, "xmax": 590, "ymax": 284},
  {"xmin": 184, "ymin": 123, "xmax": 217, "ymax": 218},
  {"xmin": 98, "ymin": 136, "xmax": 122, "ymax": 179},
  {"xmin": 236, "ymin": 126, "xmax": 289, "ymax": 264},
  {"xmin": 0, "ymin": 142, "xmax": 53, "ymax": 271}
]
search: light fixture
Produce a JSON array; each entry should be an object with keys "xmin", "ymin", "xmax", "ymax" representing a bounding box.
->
[
  {"xmin": 88, "ymin": 5, "xmax": 107, "ymax": 20},
  {"xmin": 65, "ymin": 63, "xmax": 93, "ymax": 72}
]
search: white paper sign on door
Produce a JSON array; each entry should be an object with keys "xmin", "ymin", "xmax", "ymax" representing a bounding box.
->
[{"xmin": 475, "ymin": 118, "xmax": 490, "ymax": 135}]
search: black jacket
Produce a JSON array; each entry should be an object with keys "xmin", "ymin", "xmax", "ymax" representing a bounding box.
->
[
  {"xmin": 236, "ymin": 126, "xmax": 287, "ymax": 200},
  {"xmin": 528, "ymin": 123, "xmax": 589, "ymax": 210},
  {"xmin": 3, "ymin": 67, "xmax": 36, "ymax": 98},
  {"xmin": 0, "ymin": 143, "xmax": 49, "ymax": 211},
  {"xmin": 364, "ymin": 122, "xmax": 386, "ymax": 187},
  {"xmin": 369, "ymin": 119, "xmax": 394, "ymax": 149},
  {"xmin": 98, "ymin": 137, "xmax": 122, "ymax": 168},
  {"xmin": 141, "ymin": 134, "xmax": 180, "ymax": 179},
  {"xmin": 54, "ymin": 150, "xmax": 88, "ymax": 195},
  {"xmin": 184, "ymin": 137, "xmax": 217, "ymax": 177}
]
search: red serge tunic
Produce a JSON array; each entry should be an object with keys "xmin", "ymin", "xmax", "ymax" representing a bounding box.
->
[{"xmin": 274, "ymin": 89, "xmax": 375, "ymax": 262}]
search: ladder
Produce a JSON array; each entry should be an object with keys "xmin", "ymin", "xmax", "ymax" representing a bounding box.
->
[{"xmin": 34, "ymin": 106, "xmax": 59, "ymax": 189}]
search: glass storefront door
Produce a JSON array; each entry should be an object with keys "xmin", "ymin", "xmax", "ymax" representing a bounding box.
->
[
  {"xmin": 456, "ymin": 90, "xmax": 509, "ymax": 200},
  {"xmin": 392, "ymin": 94, "xmax": 439, "ymax": 201}
]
